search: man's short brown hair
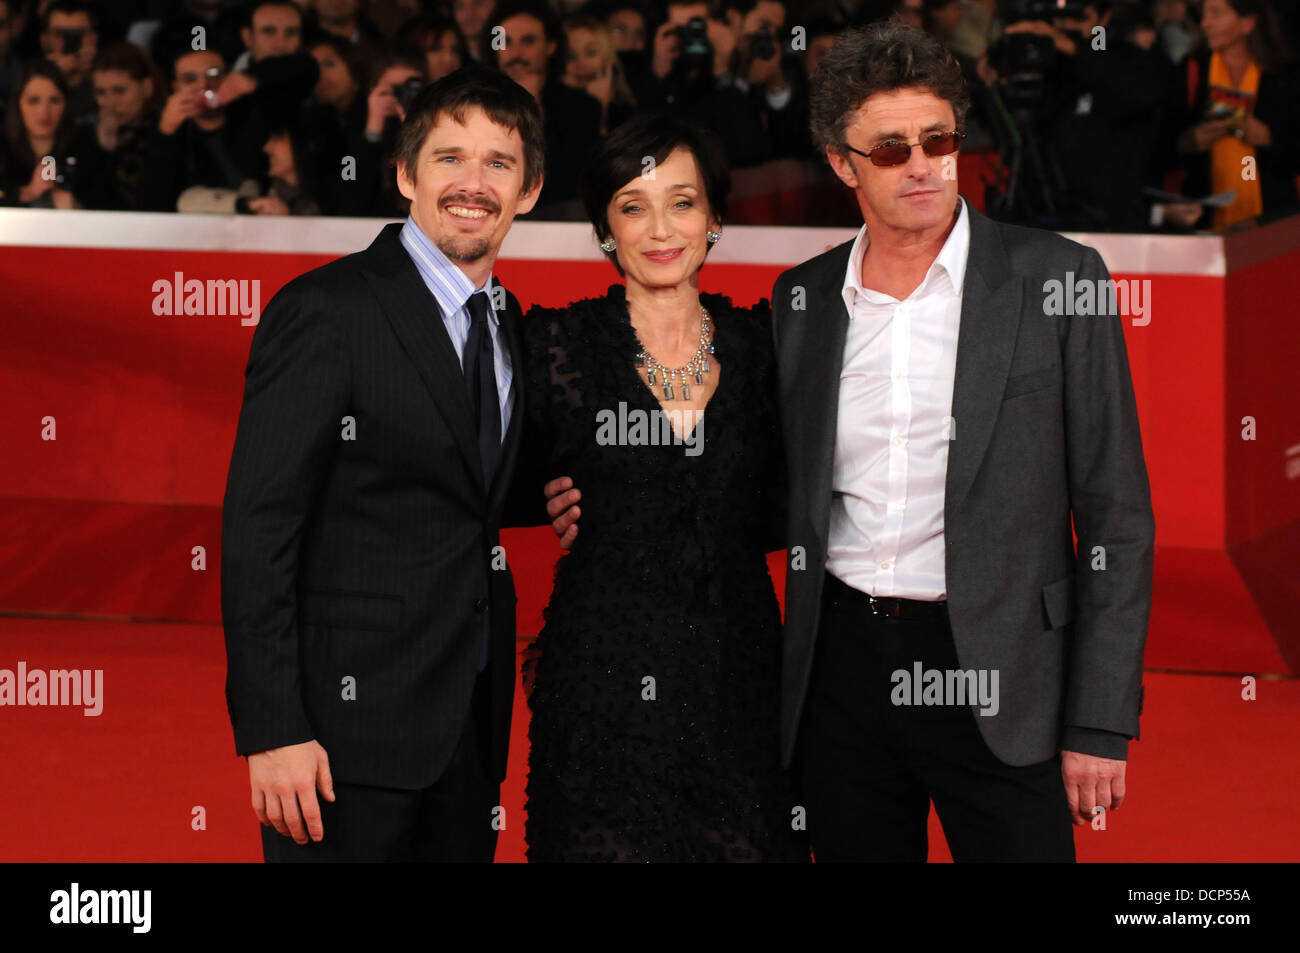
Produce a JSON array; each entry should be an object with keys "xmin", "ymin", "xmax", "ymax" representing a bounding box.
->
[
  {"xmin": 810, "ymin": 21, "xmax": 970, "ymax": 159},
  {"xmin": 394, "ymin": 65, "xmax": 545, "ymax": 196}
]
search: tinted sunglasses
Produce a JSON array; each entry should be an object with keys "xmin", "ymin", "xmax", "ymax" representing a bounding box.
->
[{"xmin": 844, "ymin": 131, "xmax": 964, "ymax": 167}]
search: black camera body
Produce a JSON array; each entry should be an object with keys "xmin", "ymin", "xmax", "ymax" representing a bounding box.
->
[
  {"xmin": 748, "ymin": 29, "xmax": 776, "ymax": 62},
  {"xmin": 990, "ymin": 0, "xmax": 1089, "ymax": 113},
  {"xmin": 395, "ymin": 77, "xmax": 425, "ymax": 113},
  {"xmin": 673, "ymin": 16, "xmax": 712, "ymax": 68},
  {"xmin": 59, "ymin": 28, "xmax": 85, "ymax": 55}
]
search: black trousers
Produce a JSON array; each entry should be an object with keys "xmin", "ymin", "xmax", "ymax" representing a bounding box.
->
[
  {"xmin": 261, "ymin": 669, "xmax": 499, "ymax": 863},
  {"xmin": 797, "ymin": 573, "xmax": 1075, "ymax": 862}
]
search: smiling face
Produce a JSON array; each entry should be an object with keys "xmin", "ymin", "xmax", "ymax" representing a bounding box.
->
[
  {"xmin": 397, "ymin": 105, "xmax": 541, "ymax": 274},
  {"xmin": 605, "ymin": 146, "xmax": 718, "ymax": 292},
  {"xmin": 827, "ymin": 86, "xmax": 960, "ymax": 239}
]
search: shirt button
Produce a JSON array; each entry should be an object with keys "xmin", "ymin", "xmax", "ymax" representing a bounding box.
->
[
  {"xmin": 880, "ymin": 561, "xmax": 891, "ymax": 570},
  {"xmin": 893, "ymin": 436, "xmax": 904, "ymax": 446}
]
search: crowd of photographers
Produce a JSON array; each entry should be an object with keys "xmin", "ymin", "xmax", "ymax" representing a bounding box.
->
[{"xmin": 0, "ymin": 0, "xmax": 1296, "ymax": 230}]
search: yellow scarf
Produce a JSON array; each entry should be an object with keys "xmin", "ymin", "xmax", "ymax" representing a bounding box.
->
[{"xmin": 1207, "ymin": 51, "xmax": 1263, "ymax": 227}]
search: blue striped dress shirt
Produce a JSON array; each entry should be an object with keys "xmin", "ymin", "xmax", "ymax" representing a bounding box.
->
[{"xmin": 399, "ymin": 216, "xmax": 513, "ymax": 440}]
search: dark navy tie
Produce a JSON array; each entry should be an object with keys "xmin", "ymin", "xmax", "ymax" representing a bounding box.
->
[{"xmin": 463, "ymin": 290, "xmax": 502, "ymax": 489}]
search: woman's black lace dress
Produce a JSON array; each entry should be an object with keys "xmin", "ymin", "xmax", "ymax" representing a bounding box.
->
[{"xmin": 520, "ymin": 284, "xmax": 809, "ymax": 862}]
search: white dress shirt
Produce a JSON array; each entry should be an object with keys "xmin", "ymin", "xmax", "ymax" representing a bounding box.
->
[{"xmin": 825, "ymin": 198, "xmax": 970, "ymax": 601}]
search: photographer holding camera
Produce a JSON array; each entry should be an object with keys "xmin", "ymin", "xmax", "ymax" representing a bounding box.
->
[
  {"xmin": 332, "ymin": 49, "xmax": 428, "ymax": 216},
  {"xmin": 984, "ymin": 0, "xmax": 1171, "ymax": 230},
  {"xmin": 722, "ymin": 0, "xmax": 812, "ymax": 159},
  {"xmin": 38, "ymin": 0, "xmax": 97, "ymax": 124},
  {"xmin": 632, "ymin": 0, "xmax": 770, "ymax": 167},
  {"xmin": 139, "ymin": 41, "xmax": 318, "ymax": 214}
]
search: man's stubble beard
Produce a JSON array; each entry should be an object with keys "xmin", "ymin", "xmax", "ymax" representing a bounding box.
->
[{"xmin": 436, "ymin": 234, "xmax": 493, "ymax": 262}]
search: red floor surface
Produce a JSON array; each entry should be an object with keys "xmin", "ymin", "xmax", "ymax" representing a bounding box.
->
[{"xmin": 1, "ymin": 616, "xmax": 1296, "ymax": 862}]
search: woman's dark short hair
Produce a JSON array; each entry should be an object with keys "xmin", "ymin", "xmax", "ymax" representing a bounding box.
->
[
  {"xmin": 394, "ymin": 65, "xmax": 545, "ymax": 197},
  {"xmin": 810, "ymin": 21, "xmax": 970, "ymax": 159},
  {"xmin": 579, "ymin": 112, "xmax": 729, "ymax": 274}
]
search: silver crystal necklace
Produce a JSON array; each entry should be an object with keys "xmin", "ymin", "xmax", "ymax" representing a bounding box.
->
[{"xmin": 632, "ymin": 305, "xmax": 715, "ymax": 401}]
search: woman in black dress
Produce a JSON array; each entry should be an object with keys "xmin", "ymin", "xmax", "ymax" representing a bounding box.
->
[{"xmin": 521, "ymin": 114, "xmax": 808, "ymax": 862}]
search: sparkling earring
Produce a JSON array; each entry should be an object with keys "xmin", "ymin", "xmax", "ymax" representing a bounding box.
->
[
  {"xmin": 600, "ymin": 237, "xmax": 617, "ymax": 252},
  {"xmin": 707, "ymin": 230, "xmax": 722, "ymax": 244}
]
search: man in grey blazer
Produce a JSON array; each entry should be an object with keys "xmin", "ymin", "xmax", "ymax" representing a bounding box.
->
[{"xmin": 771, "ymin": 22, "xmax": 1155, "ymax": 860}]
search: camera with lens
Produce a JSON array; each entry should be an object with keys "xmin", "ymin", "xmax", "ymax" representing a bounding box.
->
[
  {"xmin": 394, "ymin": 77, "xmax": 426, "ymax": 113},
  {"xmin": 747, "ymin": 28, "xmax": 776, "ymax": 61},
  {"xmin": 59, "ymin": 28, "xmax": 85, "ymax": 55},
  {"xmin": 989, "ymin": 0, "xmax": 1088, "ymax": 113},
  {"xmin": 672, "ymin": 16, "xmax": 712, "ymax": 69},
  {"xmin": 198, "ymin": 65, "xmax": 222, "ymax": 111}
]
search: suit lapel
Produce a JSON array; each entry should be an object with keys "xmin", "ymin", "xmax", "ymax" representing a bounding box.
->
[
  {"xmin": 361, "ymin": 223, "xmax": 484, "ymax": 488},
  {"xmin": 486, "ymin": 293, "xmax": 525, "ymax": 513},
  {"xmin": 785, "ymin": 242, "xmax": 853, "ymax": 557},
  {"xmin": 945, "ymin": 203, "xmax": 1024, "ymax": 513},
  {"xmin": 788, "ymin": 199, "xmax": 1024, "ymax": 549}
]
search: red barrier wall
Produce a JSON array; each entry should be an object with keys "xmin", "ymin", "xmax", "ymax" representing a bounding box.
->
[{"xmin": 2, "ymin": 210, "xmax": 1298, "ymax": 671}]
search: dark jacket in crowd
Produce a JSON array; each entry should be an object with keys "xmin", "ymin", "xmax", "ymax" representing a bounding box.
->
[
  {"xmin": 1047, "ymin": 32, "xmax": 1177, "ymax": 231},
  {"xmin": 537, "ymin": 80, "xmax": 601, "ymax": 210},
  {"xmin": 69, "ymin": 112, "xmax": 157, "ymax": 210}
]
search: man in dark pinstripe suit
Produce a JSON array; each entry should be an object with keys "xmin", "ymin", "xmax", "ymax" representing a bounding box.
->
[{"xmin": 221, "ymin": 66, "xmax": 546, "ymax": 861}]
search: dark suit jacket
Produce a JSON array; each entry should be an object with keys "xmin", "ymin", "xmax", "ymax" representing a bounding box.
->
[
  {"xmin": 222, "ymin": 222, "xmax": 533, "ymax": 788},
  {"xmin": 538, "ymin": 81, "xmax": 602, "ymax": 208},
  {"xmin": 772, "ymin": 197, "xmax": 1156, "ymax": 769}
]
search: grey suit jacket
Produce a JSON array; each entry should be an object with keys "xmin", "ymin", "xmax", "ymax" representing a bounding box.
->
[{"xmin": 772, "ymin": 197, "xmax": 1155, "ymax": 769}]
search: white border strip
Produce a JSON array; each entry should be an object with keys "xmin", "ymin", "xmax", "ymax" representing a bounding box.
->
[{"xmin": 0, "ymin": 207, "xmax": 1232, "ymax": 275}]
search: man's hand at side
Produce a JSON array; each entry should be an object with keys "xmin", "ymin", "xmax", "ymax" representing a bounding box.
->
[
  {"xmin": 249, "ymin": 739, "xmax": 335, "ymax": 843},
  {"xmin": 544, "ymin": 476, "xmax": 581, "ymax": 549},
  {"xmin": 1061, "ymin": 750, "xmax": 1126, "ymax": 826}
]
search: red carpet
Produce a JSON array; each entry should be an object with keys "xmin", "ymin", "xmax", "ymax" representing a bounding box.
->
[{"xmin": 1, "ymin": 615, "xmax": 1295, "ymax": 862}]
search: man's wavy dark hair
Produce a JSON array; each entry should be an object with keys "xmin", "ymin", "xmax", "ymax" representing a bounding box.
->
[
  {"xmin": 394, "ymin": 64, "xmax": 545, "ymax": 196},
  {"xmin": 809, "ymin": 21, "xmax": 970, "ymax": 160}
]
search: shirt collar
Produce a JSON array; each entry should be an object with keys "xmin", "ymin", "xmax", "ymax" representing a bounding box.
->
[
  {"xmin": 841, "ymin": 196, "xmax": 970, "ymax": 316},
  {"xmin": 399, "ymin": 215, "xmax": 498, "ymax": 327}
]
